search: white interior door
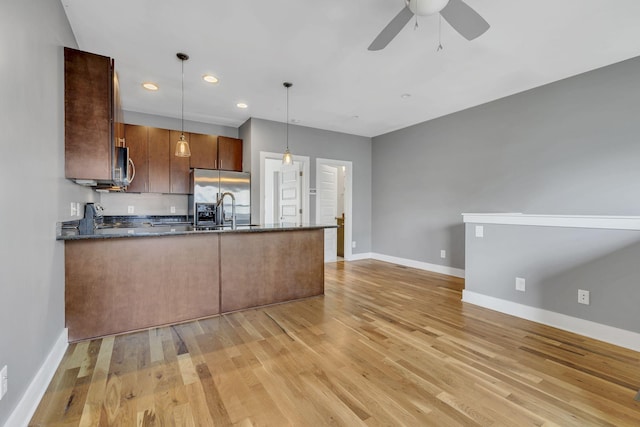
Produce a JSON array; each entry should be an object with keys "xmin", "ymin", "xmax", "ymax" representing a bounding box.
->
[
  {"xmin": 279, "ymin": 162, "xmax": 302, "ymax": 224},
  {"xmin": 318, "ymin": 164, "xmax": 338, "ymax": 262}
]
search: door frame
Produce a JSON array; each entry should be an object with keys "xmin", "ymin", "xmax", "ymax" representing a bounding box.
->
[
  {"xmin": 260, "ymin": 151, "xmax": 310, "ymax": 225},
  {"xmin": 316, "ymin": 158, "xmax": 353, "ymax": 261}
]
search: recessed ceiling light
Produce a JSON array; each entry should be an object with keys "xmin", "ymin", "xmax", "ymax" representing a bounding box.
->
[
  {"xmin": 236, "ymin": 103, "xmax": 248, "ymax": 109},
  {"xmin": 203, "ymin": 74, "xmax": 219, "ymax": 84},
  {"xmin": 142, "ymin": 82, "xmax": 159, "ymax": 91},
  {"xmin": 400, "ymin": 93, "xmax": 411, "ymax": 99},
  {"xmin": 291, "ymin": 119, "xmax": 300, "ymax": 124}
]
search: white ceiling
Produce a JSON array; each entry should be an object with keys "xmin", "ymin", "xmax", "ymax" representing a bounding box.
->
[{"xmin": 61, "ymin": 0, "xmax": 640, "ymax": 138}]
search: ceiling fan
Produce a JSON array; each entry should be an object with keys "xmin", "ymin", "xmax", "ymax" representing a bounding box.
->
[{"xmin": 368, "ymin": 0, "xmax": 490, "ymax": 51}]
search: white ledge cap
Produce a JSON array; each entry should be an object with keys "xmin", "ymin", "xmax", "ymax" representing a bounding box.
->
[{"xmin": 462, "ymin": 213, "xmax": 640, "ymax": 231}]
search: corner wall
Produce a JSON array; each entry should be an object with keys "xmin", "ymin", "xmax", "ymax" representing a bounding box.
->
[
  {"xmin": 372, "ymin": 56, "xmax": 640, "ymax": 270},
  {"xmin": 247, "ymin": 118, "xmax": 372, "ymax": 254},
  {"xmin": 0, "ymin": 2, "xmax": 95, "ymax": 425}
]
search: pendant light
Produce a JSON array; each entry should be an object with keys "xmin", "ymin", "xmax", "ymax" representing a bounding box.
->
[
  {"xmin": 175, "ymin": 52, "xmax": 191, "ymax": 157},
  {"xmin": 282, "ymin": 82, "xmax": 293, "ymax": 165}
]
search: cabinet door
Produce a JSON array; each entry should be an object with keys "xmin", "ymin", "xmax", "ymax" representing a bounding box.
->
[
  {"xmin": 64, "ymin": 47, "xmax": 113, "ymax": 180},
  {"xmin": 149, "ymin": 128, "xmax": 170, "ymax": 193},
  {"xmin": 189, "ymin": 133, "xmax": 218, "ymax": 169},
  {"xmin": 218, "ymin": 136, "xmax": 243, "ymax": 171},
  {"xmin": 124, "ymin": 125, "xmax": 148, "ymax": 193},
  {"xmin": 170, "ymin": 130, "xmax": 191, "ymax": 194},
  {"xmin": 113, "ymin": 71, "xmax": 125, "ymax": 148}
]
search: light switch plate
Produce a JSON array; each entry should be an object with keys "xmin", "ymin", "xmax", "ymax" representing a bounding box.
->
[
  {"xmin": 475, "ymin": 225, "xmax": 484, "ymax": 238},
  {"xmin": 515, "ymin": 277, "xmax": 526, "ymax": 292},
  {"xmin": 352, "ymin": 241, "xmax": 356, "ymax": 248},
  {"xmin": 170, "ymin": 206, "xmax": 176, "ymax": 214},
  {"xmin": 440, "ymin": 250, "xmax": 446, "ymax": 259}
]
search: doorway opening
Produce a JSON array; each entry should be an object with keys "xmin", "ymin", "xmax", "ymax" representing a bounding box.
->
[
  {"xmin": 316, "ymin": 158, "xmax": 353, "ymax": 262},
  {"xmin": 260, "ymin": 151, "xmax": 310, "ymax": 224}
]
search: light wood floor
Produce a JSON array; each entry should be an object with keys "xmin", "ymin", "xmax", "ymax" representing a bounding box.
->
[{"xmin": 31, "ymin": 260, "xmax": 640, "ymax": 426}]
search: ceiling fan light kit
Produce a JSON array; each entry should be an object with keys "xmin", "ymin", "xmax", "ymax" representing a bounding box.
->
[
  {"xmin": 408, "ymin": 0, "xmax": 450, "ymax": 16},
  {"xmin": 368, "ymin": 0, "xmax": 489, "ymax": 51}
]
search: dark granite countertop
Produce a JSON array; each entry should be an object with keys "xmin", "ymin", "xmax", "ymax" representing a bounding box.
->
[{"xmin": 57, "ymin": 222, "xmax": 336, "ymax": 240}]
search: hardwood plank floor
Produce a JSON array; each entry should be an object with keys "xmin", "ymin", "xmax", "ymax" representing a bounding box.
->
[{"xmin": 30, "ymin": 260, "xmax": 640, "ymax": 426}]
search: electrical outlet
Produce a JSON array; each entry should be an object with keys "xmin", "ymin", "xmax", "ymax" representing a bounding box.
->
[
  {"xmin": 70, "ymin": 202, "xmax": 77, "ymax": 217},
  {"xmin": 352, "ymin": 241, "xmax": 356, "ymax": 249},
  {"xmin": 578, "ymin": 289, "xmax": 590, "ymax": 305},
  {"xmin": 1, "ymin": 365, "xmax": 7, "ymax": 400},
  {"xmin": 170, "ymin": 206, "xmax": 176, "ymax": 214},
  {"xmin": 440, "ymin": 250, "xmax": 446, "ymax": 259},
  {"xmin": 475, "ymin": 225, "xmax": 484, "ymax": 238},
  {"xmin": 127, "ymin": 205, "xmax": 135, "ymax": 214},
  {"xmin": 515, "ymin": 277, "xmax": 526, "ymax": 292}
]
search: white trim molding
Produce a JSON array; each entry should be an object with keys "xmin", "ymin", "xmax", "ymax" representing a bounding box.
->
[
  {"xmin": 462, "ymin": 212, "xmax": 640, "ymax": 231},
  {"xmin": 5, "ymin": 329, "xmax": 68, "ymax": 427},
  {"xmin": 346, "ymin": 252, "xmax": 373, "ymax": 261},
  {"xmin": 371, "ymin": 253, "xmax": 465, "ymax": 278},
  {"xmin": 462, "ymin": 291, "xmax": 640, "ymax": 352}
]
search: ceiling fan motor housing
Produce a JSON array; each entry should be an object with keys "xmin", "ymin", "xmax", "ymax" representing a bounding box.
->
[{"xmin": 408, "ymin": 0, "xmax": 450, "ymax": 16}]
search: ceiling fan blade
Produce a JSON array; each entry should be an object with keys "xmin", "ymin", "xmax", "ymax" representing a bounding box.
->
[
  {"xmin": 368, "ymin": 6, "xmax": 414, "ymax": 51},
  {"xmin": 440, "ymin": 0, "xmax": 490, "ymax": 41}
]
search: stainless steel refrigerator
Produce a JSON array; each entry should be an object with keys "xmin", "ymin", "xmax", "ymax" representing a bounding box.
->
[{"xmin": 188, "ymin": 169, "xmax": 251, "ymax": 227}]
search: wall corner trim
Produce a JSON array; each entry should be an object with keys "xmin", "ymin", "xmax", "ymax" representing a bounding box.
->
[
  {"xmin": 5, "ymin": 328, "xmax": 68, "ymax": 427},
  {"xmin": 462, "ymin": 290, "xmax": 640, "ymax": 352},
  {"xmin": 370, "ymin": 253, "xmax": 465, "ymax": 278},
  {"xmin": 462, "ymin": 212, "xmax": 640, "ymax": 231}
]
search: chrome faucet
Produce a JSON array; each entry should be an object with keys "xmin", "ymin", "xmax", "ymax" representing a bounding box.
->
[{"xmin": 215, "ymin": 192, "xmax": 236, "ymax": 229}]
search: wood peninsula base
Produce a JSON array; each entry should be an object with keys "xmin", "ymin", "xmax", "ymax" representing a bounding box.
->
[{"xmin": 65, "ymin": 228, "xmax": 324, "ymax": 341}]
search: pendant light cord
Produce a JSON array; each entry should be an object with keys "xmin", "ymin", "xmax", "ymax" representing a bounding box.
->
[
  {"xmin": 181, "ymin": 58, "xmax": 185, "ymax": 135},
  {"xmin": 286, "ymin": 85, "xmax": 289, "ymax": 151}
]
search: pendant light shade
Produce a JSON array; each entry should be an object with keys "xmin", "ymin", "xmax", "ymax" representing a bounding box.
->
[
  {"xmin": 175, "ymin": 52, "xmax": 191, "ymax": 157},
  {"xmin": 283, "ymin": 82, "xmax": 293, "ymax": 165}
]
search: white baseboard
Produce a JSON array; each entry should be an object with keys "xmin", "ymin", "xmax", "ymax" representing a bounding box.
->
[
  {"xmin": 462, "ymin": 290, "xmax": 640, "ymax": 352},
  {"xmin": 5, "ymin": 328, "xmax": 68, "ymax": 427},
  {"xmin": 346, "ymin": 252, "xmax": 373, "ymax": 261},
  {"xmin": 369, "ymin": 253, "xmax": 465, "ymax": 278}
]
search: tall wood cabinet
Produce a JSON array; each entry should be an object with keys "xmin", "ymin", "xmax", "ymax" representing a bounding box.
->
[{"xmin": 65, "ymin": 47, "xmax": 123, "ymax": 181}]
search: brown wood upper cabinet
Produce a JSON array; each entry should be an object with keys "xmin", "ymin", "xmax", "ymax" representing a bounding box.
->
[
  {"xmin": 124, "ymin": 125, "xmax": 148, "ymax": 193},
  {"xmin": 64, "ymin": 47, "xmax": 119, "ymax": 181},
  {"xmin": 218, "ymin": 136, "xmax": 243, "ymax": 171},
  {"xmin": 189, "ymin": 133, "xmax": 218, "ymax": 169},
  {"xmin": 170, "ymin": 130, "xmax": 191, "ymax": 194},
  {"xmin": 125, "ymin": 125, "xmax": 171, "ymax": 193},
  {"xmin": 125, "ymin": 126, "xmax": 242, "ymax": 193}
]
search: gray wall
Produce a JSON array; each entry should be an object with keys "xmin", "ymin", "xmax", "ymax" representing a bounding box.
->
[
  {"xmin": 372, "ymin": 56, "xmax": 640, "ymax": 270},
  {"xmin": 465, "ymin": 224, "xmax": 640, "ymax": 332},
  {"xmin": 0, "ymin": 2, "xmax": 95, "ymax": 424},
  {"xmin": 246, "ymin": 118, "xmax": 372, "ymax": 254}
]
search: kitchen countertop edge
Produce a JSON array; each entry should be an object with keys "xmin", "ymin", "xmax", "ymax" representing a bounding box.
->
[{"xmin": 57, "ymin": 224, "xmax": 337, "ymax": 241}]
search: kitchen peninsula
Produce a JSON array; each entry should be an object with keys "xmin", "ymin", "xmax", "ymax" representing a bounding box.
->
[{"xmin": 58, "ymin": 224, "xmax": 330, "ymax": 341}]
